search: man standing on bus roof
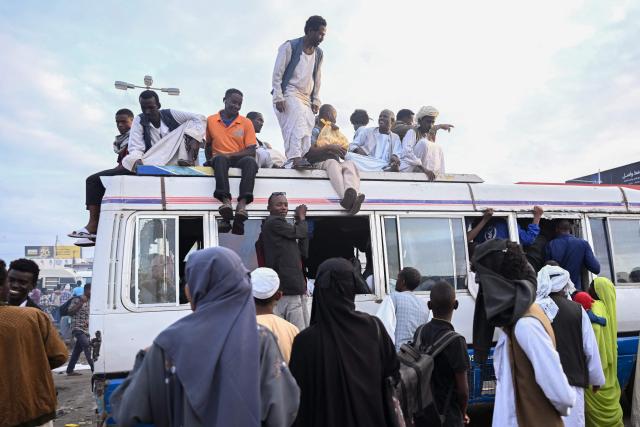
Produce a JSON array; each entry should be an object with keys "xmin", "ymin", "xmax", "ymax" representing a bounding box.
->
[
  {"xmin": 261, "ymin": 193, "xmax": 310, "ymax": 330},
  {"xmin": 272, "ymin": 15, "xmax": 326, "ymax": 168},
  {"xmin": 7, "ymin": 258, "xmax": 42, "ymax": 310},
  {"xmin": 545, "ymin": 220, "xmax": 600, "ymax": 291},
  {"xmin": 205, "ymin": 88, "xmax": 259, "ymax": 235}
]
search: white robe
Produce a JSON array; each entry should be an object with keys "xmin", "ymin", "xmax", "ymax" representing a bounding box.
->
[
  {"xmin": 347, "ymin": 127, "xmax": 402, "ymax": 171},
  {"xmin": 400, "ymin": 128, "xmax": 445, "ymax": 176},
  {"xmin": 122, "ymin": 110, "xmax": 205, "ymax": 171},
  {"xmin": 493, "ymin": 317, "xmax": 576, "ymax": 427},
  {"xmin": 561, "ymin": 309, "xmax": 606, "ymax": 427},
  {"xmin": 272, "ymin": 41, "xmax": 322, "ymax": 160}
]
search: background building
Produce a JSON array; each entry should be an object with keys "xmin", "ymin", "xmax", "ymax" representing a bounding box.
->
[{"xmin": 567, "ymin": 161, "xmax": 640, "ymax": 185}]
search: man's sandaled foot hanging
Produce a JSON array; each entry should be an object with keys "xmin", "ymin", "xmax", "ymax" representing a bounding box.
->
[
  {"xmin": 349, "ymin": 193, "xmax": 365, "ymax": 215},
  {"xmin": 218, "ymin": 201, "xmax": 234, "ymax": 221},
  {"xmin": 340, "ymin": 188, "xmax": 358, "ymax": 210},
  {"xmin": 218, "ymin": 219, "xmax": 232, "ymax": 234},
  {"xmin": 68, "ymin": 227, "xmax": 96, "ymax": 239},
  {"xmin": 74, "ymin": 237, "xmax": 96, "ymax": 247}
]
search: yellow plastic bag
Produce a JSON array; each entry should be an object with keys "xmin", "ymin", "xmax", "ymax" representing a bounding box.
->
[{"xmin": 316, "ymin": 119, "xmax": 349, "ymax": 149}]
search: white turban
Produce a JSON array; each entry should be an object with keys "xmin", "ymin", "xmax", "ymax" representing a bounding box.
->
[
  {"xmin": 415, "ymin": 105, "xmax": 439, "ymax": 122},
  {"xmin": 251, "ymin": 267, "xmax": 280, "ymax": 300},
  {"xmin": 535, "ymin": 265, "xmax": 572, "ymax": 321}
]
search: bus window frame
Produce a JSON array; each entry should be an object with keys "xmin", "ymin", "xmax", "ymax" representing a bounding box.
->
[
  {"xmin": 215, "ymin": 211, "xmax": 382, "ymax": 302},
  {"xmin": 378, "ymin": 212, "xmax": 475, "ymax": 295},
  {"xmin": 121, "ymin": 211, "xmax": 211, "ymax": 313},
  {"xmin": 587, "ymin": 214, "xmax": 640, "ymax": 287}
]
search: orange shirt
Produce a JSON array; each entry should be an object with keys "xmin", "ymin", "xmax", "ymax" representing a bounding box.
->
[{"xmin": 206, "ymin": 112, "xmax": 257, "ymax": 154}]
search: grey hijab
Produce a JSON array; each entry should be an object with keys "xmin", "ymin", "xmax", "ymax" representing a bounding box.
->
[{"xmin": 154, "ymin": 247, "xmax": 260, "ymax": 425}]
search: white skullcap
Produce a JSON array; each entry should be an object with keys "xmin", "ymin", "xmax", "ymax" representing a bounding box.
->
[
  {"xmin": 251, "ymin": 267, "xmax": 280, "ymax": 300},
  {"xmin": 415, "ymin": 105, "xmax": 439, "ymax": 122}
]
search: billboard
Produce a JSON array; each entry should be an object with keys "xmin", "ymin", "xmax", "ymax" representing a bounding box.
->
[
  {"xmin": 568, "ymin": 161, "xmax": 640, "ymax": 185},
  {"xmin": 24, "ymin": 245, "xmax": 81, "ymax": 259},
  {"xmin": 24, "ymin": 246, "xmax": 54, "ymax": 259},
  {"xmin": 55, "ymin": 245, "xmax": 81, "ymax": 259}
]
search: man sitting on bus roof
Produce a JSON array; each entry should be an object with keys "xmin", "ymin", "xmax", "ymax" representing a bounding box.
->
[
  {"xmin": 400, "ymin": 106, "xmax": 453, "ymax": 180},
  {"xmin": 205, "ymin": 88, "xmax": 259, "ymax": 235},
  {"xmin": 246, "ymin": 111, "xmax": 286, "ymax": 168},
  {"xmin": 467, "ymin": 206, "xmax": 544, "ymax": 247},
  {"xmin": 306, "ymin": 104, "xmax": 365, "ymax": 215},
  {"xmin": 346, "ymin": 109, "xmax": 402, "ymax": 172},
  {"xmin": 392, "ymin": 108, "xmax": 414, "ymax": 141}
]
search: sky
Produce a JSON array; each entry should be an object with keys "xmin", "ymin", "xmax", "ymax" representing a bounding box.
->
[{"xmin": 0, "ymin": 0, "xmax": 639, "ymax": 261}]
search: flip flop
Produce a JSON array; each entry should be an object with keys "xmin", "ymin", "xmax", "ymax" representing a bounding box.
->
[
  {"xmin": 231, "ymin": 219, "xmax": 245, "ymax": 236},
  {"xmin": 68, "ymin": 228, "xmax": 96, "ymax": 239},
  {"xmin": 349, "ymin": 193, "xmax": 366, "ymax": 215},
  {"xmin": 234, "ymin": 208, "xmax": 249, "ymax": 222},
  {"xmin": 74, "ymin": 237, "xmax": 96, "ymax": 247},
  {"xmin": 340, "ymin": 188, "xmax": 358, "ymax": 210},
  {"xmin": 218, "ymin": 202, "xmax": 234, "ymax": 221}
]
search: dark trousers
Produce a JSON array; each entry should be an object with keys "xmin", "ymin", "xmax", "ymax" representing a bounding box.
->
[
  {"xmin": 212, "ymin": 155, "xmax": 258, "ymax": 203},
  {"xmin": 66, "ymin": 330, "xmax": 94, "ymax": 373},
  {"xmin": 86, "ymin": 165, "xmax": 134, "ymax": 206}
]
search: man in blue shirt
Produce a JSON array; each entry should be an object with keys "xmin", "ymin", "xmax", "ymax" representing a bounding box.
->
[
  {"xmin": 467, "ymin": 206, "xmax": 544, "ymax": 246},
  {"xmin": 545, "ymin": 220, "xmax": 600, "ymax": 291}
]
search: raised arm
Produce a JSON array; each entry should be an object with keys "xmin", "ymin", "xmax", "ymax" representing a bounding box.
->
[
  {"xmin": 267, "ymin": 217, "xmax": 308, "ymax": 240},
  {"xmin": 467, "ymin": 209, "xmax": 494, "ymax": 242}
]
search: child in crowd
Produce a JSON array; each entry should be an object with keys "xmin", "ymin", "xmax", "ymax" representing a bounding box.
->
[{"xmin": 573, "ymin": 291, "xmax": 607, "ymax": 326}]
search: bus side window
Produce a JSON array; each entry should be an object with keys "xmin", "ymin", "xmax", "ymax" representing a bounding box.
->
[
  {"xmin": 589, "ymin": 218, "xmax": 614, "ymax": 281},
  {"xmin": 132, "ymin": 218, "xmax": 178, "ymax": 305},
  {"xmin": 608, "ymin": 219, "xmax": 640, "ymax": 284},
  {"xmin": 130, "ymin": 216, "xmax": 204, "ymax": 306},
  {"xmin": 384, "ymin": 217, "xmax": 467, "ymax": 291}
]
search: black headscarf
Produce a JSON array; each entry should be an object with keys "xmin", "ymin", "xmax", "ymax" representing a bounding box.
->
[
  {"xmin": 154, "ymin": 247, "xmax": 260, "ymax": 425},
  {"xmin": 289, "ymin": 258, "xmax": 399, "ymax": 427},
  {"xmin": 471, "ymin": 239, "xmax": 536, "ymax": 363}
]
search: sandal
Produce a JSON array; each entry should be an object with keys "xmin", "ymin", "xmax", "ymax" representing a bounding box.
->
[
  {"xmin": 68, "ymin": 228, "xmax": 96, "ymax": 239},
  {"xmin": 218, "ymin": 202, "xmax": 234, "ymax": 221},
  {"xmin": 340, "ymin": 188, "xmax": 357, "ymax": 210},
  {"xmin": 218, "ymin": 219, "xmax": 232, "ymax": 234},
  {"xmin": 234, "ymin": 208, "xmax": 249, "ymax": 222},
  {"xmin": 231, "ymin": 219, "xmax": 245, "ymax": 236},
  {"xmin": 291, "ymin": 158, "xmax": 314, "ymax": 169},
  {"xmin": 74, "ymin": 237, "xmax": 96, "ymax": 247},
  {"xmin": 349, "ymin": 193, "xmax": 366, "ymax": 215}
]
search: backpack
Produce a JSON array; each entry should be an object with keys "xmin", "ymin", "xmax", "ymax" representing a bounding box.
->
[
  {"xmin": 396, "ymin": 325, "xmax": 462, "ymax": 423},
  {"xmin": 58, "ymin": 296, "xmax": 81, "ymax": 317}
]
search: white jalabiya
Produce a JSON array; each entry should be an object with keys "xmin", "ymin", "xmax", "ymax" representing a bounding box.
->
[
  {"xmin": 122, "ymin": 110, "xmax": 205, "ymax": 171},
  {"xmin": 493, "ymin": 318, "xmax": 576, "ymax": 427},
  {"xmin": 400, "ymin": 129, "xmax": 445, "ymax": 176},
  {"xmin": 347, "ymin": 127, "xmax": 402, "ymax": 171},
  {"xmin": 272, "ymin": 42, "xmax": 322, "ymax": 160}
]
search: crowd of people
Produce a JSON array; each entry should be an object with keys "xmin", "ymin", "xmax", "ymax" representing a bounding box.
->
[
  {"xmin": 0, "ymin": 225, "xmax": 629, "ymax": 427},
  {"xmin": 67, "ymin": 14, "xmax": 454, "ymax": 247},
  {"xmin": 1, "ymin": 12, "xmax": 634, "ymax": 427}
]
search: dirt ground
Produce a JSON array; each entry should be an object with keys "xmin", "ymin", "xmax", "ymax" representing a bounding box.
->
[{"xmin": 53, "ymin": 371, "xmax": 95, "ymax": 426}]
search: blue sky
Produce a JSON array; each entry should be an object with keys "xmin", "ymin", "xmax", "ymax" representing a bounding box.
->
[{"xmin": 1, "ymin": 0, "xmax": 639, "ymax": 260}]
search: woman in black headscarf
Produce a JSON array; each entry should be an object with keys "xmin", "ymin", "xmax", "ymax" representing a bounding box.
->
[{"xmin": 289, "ymin": 258, "xmax": 399, "ymax": 427}]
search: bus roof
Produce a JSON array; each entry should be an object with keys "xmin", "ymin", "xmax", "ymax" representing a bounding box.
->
[{"xmin": 100, "ymin": 167, "xmax": 640, "ymax": 214}]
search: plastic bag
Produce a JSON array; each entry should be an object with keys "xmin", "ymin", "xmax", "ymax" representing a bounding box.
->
[{"xmin": 316, "ymin": 119, "xmax": 349, "ymax": 149}]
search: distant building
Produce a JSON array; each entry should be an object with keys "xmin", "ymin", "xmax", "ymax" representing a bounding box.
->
[
  {"xmin": 567, "ymin": 161, "xmax": 640, "ymax": 185},
  {"xmin": 24, "ymin": 245, "xmax": 92, "ymax": 290}
]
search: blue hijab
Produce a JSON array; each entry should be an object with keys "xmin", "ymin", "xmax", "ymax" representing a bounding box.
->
[{"xmin": 154, "ymin": 247, "xmax": 260, "ymax": 425}]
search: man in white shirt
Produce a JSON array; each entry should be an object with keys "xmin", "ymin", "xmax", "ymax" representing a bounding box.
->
[
  {"xmin": 400, "ymin": 105, "xmax": 453, "ymax": 180},
  {"xmin": 347, "ymin": 109, "xmax": 402, "ymax": 172},
  {"xmin": 122, "ymin": 90, "xmax": 205, "ymax": 172},
  {"xmin": 272, "ymin": 15, "xmax": 326, "ymax": 168}
]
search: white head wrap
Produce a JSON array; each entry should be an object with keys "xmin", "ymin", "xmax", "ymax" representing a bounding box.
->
[
  {"xmin": 415, "ymin": 106, "xmax": 439, "ymax": 122},
  {"xmin": 535, "ymin": 265, "xmax": 572, "ymax": 321},
  {"xmin": 251, "ymin": 267, "xmax": 280, "ymax": 300}
]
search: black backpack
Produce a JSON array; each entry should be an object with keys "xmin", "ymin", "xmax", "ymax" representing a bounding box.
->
[{"xmin": 396, "ymin": 326, "xmax": 462, "ymax": 423}]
